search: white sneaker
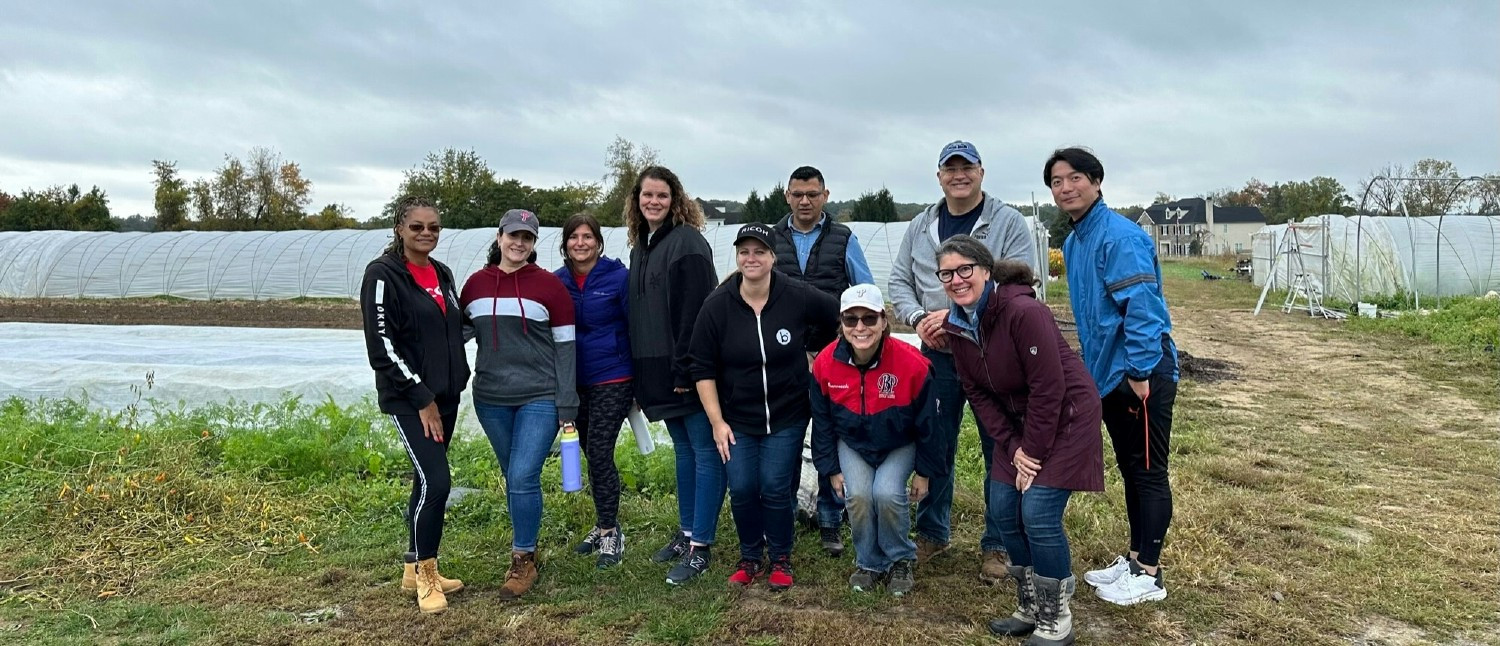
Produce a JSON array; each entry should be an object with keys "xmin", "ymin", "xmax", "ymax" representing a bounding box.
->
[
  {"xmin": 1083, "ymin": 555, "xmax": 1131, "ymax": 588},
  {"xmin": 1094, "ymin": 566, "xmax": 1167, "ymax": 606}
]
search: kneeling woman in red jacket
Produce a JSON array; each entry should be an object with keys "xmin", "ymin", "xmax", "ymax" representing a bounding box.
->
[
  {"xmin": 939, "ymin": 235, "xmax": 1102, "ymax": 646},
  {"xmin": 809, "ymin": 284, "xmax": 943, "ymax": 597}
]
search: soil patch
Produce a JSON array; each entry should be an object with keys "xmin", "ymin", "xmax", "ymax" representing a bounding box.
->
[
  {"xmin": 0, "ymin": 298, "xmax": 360, "ymax": 329},
  {"xmin": 1179, "ymin": 349, "xmax": 1242, "ymax": 383}
]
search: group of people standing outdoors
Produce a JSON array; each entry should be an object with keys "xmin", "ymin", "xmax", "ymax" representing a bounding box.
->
[{"xmin": 360, "ymin": 142, "xmax": 1178, "ymax": 646}]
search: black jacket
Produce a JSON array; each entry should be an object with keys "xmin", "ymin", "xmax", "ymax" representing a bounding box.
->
[
  {"xmin": 628, "ymin": 220, "xmax": 718, "ymax": 421},
  {"xmin": 688, "ymin": 271, "xmax": 840, "ymax": 436},
  {"xmin": 360, "ymin": 253, "xmax": 471, "ymax": 415},
  {"xmin": 771, "ymin": 214, "xmax": 856, "ymax": 297}
]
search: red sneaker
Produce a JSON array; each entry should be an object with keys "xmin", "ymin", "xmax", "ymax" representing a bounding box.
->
[
  {"xmin": 728, "ymin": 559, "xmax": 762, "ymax": 587},
  {"xmin": 767, "ymin": 556, "xmax": 794, "ymax": 590}
]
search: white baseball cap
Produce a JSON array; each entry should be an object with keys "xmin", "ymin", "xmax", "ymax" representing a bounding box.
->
[{"xmin": 839, "ymin": 284, "xmax": 884, "ymax": 313}]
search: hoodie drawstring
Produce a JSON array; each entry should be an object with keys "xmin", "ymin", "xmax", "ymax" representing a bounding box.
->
[
  {"xmin": 490, "ymin": 269, "xmax": 500, "ymax": 348},
  {"xmin": 515, "ymin": 271, "xmax": 528, "ymax": 336}
]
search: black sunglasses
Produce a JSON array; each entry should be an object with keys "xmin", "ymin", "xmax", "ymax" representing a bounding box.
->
[
  {"xmin": 406, "ymin": 223, "xmax": 442, "ymax": 233},
  {"xmin": 840, "ymin": 312, "xmax": 882, "ymax": 328},
  {"xmin": 936, "ymin": 263, "xmax": 978, "ymax": 283}
]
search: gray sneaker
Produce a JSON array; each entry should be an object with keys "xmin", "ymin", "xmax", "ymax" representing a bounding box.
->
[
  {"xmin": 574, "ymin": 526, "xmax": 603, "ymax": 555},
  {"xmin": 652, "ymin": 533, "xmax": 690, "ymax": 564},
  {"xmin": 887, "ymin": 559, "xmax": 915, "ymax": 596},
  {"xmin": 595, "ymin": 530, "xmax": 623, "ymax": 569},
  {"xmin": 849, "ymin": 568, "xmax": 883, "ymax": 592}
]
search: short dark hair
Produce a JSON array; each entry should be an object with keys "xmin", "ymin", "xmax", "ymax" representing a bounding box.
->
[
  {"xmin": 991, "ymin": 259, "xmax": 1037, "ymax": 288},
  {"xmin": 1043, "ymin": 147, "xmax": 1104, "ymax": 186},
  {"xmin": 936, "ymin": 234, "xmax": 993, "ymax": 269},
  {"xmin": 789, "ymin": 166, "xmax": 825, "ymax": 187}
]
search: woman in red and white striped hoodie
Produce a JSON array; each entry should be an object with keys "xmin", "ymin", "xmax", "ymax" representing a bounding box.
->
[{"xmin": 459, "ymin": 208, "xmax": 577, "ymax": 601}]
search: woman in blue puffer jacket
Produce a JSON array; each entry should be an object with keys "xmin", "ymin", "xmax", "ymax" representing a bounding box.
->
[{"xmin": 554, "ymin": 213, "xmax": 634, "ymax": 569}]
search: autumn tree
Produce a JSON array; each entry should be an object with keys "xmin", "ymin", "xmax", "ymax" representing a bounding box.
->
[
  {"xmin": 151, "ymin": 160, "xmax": 190, "ymax": 231},
  {"xmin": 189, "ymin": 148, "xmax": 312, "ymax": 230},
  {"xmin": 302, "ymin": 203, "xmax": 359, "ymax": 229},
  {"xmin": 596, "ymin": 137, "xmax": 658, "ymax": 227}
]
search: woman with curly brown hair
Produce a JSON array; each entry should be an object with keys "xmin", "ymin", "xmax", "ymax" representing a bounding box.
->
[{"xmin": 623, "ymin": 166, "xmax": 725, "ymax": 585}]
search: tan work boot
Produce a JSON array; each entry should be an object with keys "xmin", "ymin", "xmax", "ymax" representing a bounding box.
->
[
  {"xmin": 498, "ymin": 550, "xmax": 538, "ymax": 601},
  {"xmin": 915, "ymin": 537, "xmax": 949, "ymax": 566},
  {"xmin": 402, "ymin": 559, "xmax": 464, "ymax": 595},
  {"xmin": 979, "ymin": 549, "xmax": 1010, "ymax": 585},
  {"xmin": 413, "ymin": 558, "xmax": 448, "ymax": 614}
]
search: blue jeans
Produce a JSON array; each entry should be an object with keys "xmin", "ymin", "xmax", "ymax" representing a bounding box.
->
[
  {"xmin": 817, "ymin": 472, "xmax": 846, "ymax": 529},
  {"xmin": 665, "ymin": 410, "xmax": 727, "ymax": 545},
  {"xmin": 917, "ymin": 348, "xmax": 997, "ymax": 549},
  {"xmin": 986, "ymin": 480, "xmax": 1074, "ymax": 579},
  {"xmin": 840, "ymin": 440, "xmax": 916, "ymax": 572},
  {"xmin": 475, "ymin": 400, "xmax": 559, "ymax": 553},
  {"xmin": 724, "ymin": 426, "xmax": 806, "ymax": 561}
]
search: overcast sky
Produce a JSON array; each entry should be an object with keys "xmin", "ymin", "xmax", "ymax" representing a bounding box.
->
[{"xmin": 2, "ymin": 1, "xmax": 1496, "ymax": 221}]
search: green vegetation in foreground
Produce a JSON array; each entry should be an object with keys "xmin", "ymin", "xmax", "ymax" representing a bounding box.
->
[{"xmin": 1343, "ymin": 296, "xmax": 1500, "ymax": 356}]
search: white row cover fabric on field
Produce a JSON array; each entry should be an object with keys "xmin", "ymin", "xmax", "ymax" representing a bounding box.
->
[
  {"xmin": 1251, "ymin": 214, "xmax": 1500, "ymax": 301},
  {"xmin": 0, "ymin": 219, "xmax": 1049, "ymax": 300},
  {"xmin": 0, "ymin": 321, "xmax": 921, "ymax": 419}
]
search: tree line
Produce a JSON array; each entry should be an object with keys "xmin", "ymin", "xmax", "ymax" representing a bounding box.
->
[{"xmin": 1, "ymin": 147, "xmax": 1493, "ymax": 233}]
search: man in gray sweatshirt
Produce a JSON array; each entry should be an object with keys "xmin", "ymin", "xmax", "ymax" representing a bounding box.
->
[{"xmin": 887, "ymin": 140, "xmax": 1036, "ymax": 582}]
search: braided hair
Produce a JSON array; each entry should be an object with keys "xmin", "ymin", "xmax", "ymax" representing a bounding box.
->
[{"xmin": 384, "ymin": 195, "xmax": 438, "ymax": 259}]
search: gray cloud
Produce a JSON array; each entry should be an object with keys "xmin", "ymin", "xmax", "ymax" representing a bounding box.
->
[{"xmin": 1, "ymin": 1, "xmax": 1495, "ymax": 220}]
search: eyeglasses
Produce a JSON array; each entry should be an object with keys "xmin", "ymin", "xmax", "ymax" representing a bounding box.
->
[
  {"xmin": 939, "ymin": 164, "xmax": 981, "ymax": 177},
  {"xmin": 406, "ymin": 223, "xmax": 442, "ymax": 233},
  {"xmin": 936, "ymin": 263, "xmax": 978, "ymax": 283},
  {"xmin": 840, "ymin": 312, "xmax": 882, "ymax": 328},
  {"xmin": 789, "ymin": 191, "xmax": 825, "ymax": 202}
]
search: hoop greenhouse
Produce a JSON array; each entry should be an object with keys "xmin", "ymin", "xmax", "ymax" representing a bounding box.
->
[{"xmin": 0, "ymin": 219, "xmax": 1051, "ymax": 301}]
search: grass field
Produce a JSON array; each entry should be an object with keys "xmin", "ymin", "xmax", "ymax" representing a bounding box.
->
[{"xmin": 1, "ymin": 259, "xmax": 1496, "ymax": 645}]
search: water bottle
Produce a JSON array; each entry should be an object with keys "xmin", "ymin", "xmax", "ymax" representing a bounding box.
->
[
  {"xmin": 628, "ymin": 404, "xmax": 654, "ymax": 455},
  {"xmin": 560, "ymin": 422, "xmax": 582, "ymax": 492}
]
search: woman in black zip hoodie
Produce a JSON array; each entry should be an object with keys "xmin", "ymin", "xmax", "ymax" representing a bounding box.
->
[
  {"xmin": 689, "ymin": 223, "xmax": 839, "ymax": 591},
  {"xmin": 359, "ymin": 196, "xmax": 470, "ymax": 615}
]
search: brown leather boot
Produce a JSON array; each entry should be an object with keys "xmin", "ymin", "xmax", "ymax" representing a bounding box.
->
[
  {"xmin": 979, "ymin": 549, "xmax": 1010, "ymax": 585},
  {"xmin": 402, "ymin": 559, "xmax": 464, "ymax": 595},
  {"xmin": 914, "ymin": 537, "xmax": 949, "ymax": 565},
  {"xmin": 413, "ymin": 558, "xmax": 448, "ymax": 614},
  {"xmin": 498, "ymin": 551, "xmax": 538, "ymax": 601}
]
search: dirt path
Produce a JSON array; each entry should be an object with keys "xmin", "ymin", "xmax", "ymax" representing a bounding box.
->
[{"xmin": 0, "ymin": 298, "xmax": 361, "ymax": 329}]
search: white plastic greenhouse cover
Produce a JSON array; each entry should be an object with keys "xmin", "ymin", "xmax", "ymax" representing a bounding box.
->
[
  {"xmin": 1251, "ymin": 214, "xmax": 1500, "ymax": 301},
  {"xmin": 0, "ymin": 219, "xmax": 1048, "ymax": 300}
]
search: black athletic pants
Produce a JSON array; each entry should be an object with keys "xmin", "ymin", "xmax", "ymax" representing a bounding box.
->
[
  {"xmin": 1100, "ymin": 374, "xmax": 1176, "ymax": 568},
  {"xmin": 391, "ymin": 410, "xmax": 458, "ymax": 560},
  {"xmin": 576, "ymin": 381, "xmax": 633, "ymax": 530}
]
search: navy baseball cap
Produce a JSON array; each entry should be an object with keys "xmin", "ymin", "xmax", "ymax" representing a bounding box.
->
[{"xmin": 938, "ymin": 140, "xmax": 982, "ymax": 166}]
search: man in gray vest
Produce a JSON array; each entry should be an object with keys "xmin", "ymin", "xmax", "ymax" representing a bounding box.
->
[
  {"xmin": 771, "ymin": 165, "xmax": 874, "ymax": 559},
  {"xmin": 889, "ymin": 141, "xmax": 1036, "ymax": 583}
]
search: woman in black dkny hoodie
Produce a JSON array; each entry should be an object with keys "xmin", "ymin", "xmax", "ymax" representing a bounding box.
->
[
  {"xmin": 689, "ymin": 223, "xmax": 839, "ymax": 591},
  {"xmin": 359, "ymin": 196, "xmax": 470, "ymax": 615}
]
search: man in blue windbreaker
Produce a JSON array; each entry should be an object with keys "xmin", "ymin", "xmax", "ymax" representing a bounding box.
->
[{"xmin": 1049, "ymin": 147, "xmax": 1178, "ymax": 607}]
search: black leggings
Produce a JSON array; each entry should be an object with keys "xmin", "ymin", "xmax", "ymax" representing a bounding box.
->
[
  {"xmin": 390, "ymin": 410, "xmax": 458, "ymax": 560},
  {"xmin": 1101, "ymin": 375, "xmax": 1176, "ymax": 568},
  {"xmin": 576, "ymin": 381, "xmax": 633, "ymax": 530}
]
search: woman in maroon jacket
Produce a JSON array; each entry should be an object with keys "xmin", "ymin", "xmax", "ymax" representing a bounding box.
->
[{"xmin": 938, "ymin": 235, "xmax": 1102, "ymax": 646}]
